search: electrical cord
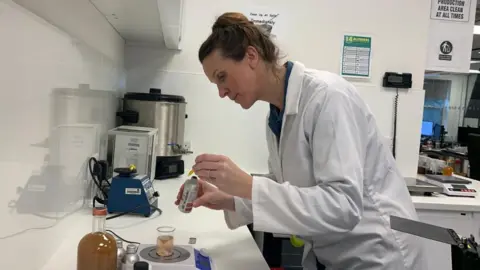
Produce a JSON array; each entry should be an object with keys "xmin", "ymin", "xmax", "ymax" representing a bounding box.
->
[
  {"xmin": 106, "ymin": 230, "xmax": 140, "ymax": 245},
  {"xmin": 89, "ymin": 157, "xmax": 109, "ymax": 199},
  {"xmin": 392, "ymin": 88, "xmax": 399, "ymax": 159},
  {"xmin": 106, "ymin": 200, "xmax": 162, "ymax": 220}
]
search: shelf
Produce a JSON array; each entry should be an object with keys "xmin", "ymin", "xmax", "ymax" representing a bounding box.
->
[{"xmin": 90, "ymin": 0, "xmax": 184, "ymax": 50}]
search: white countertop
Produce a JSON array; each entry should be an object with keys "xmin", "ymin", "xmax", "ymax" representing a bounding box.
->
[
  {"xmin": 411, "ymin": 174, "xmax": 480, "ymax": 212},
  {"xmin": 41, "ymin": 177, "xmax": 269, "ymax": 270}
]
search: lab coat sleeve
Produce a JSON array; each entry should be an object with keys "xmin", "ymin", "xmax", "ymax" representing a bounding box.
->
[
  {"xmin": 224, "ymin": 155, "xmax": 278, "ymax": 229},
  {"xmin": 252, "ymin": 90, "xmax": 366, "ymax": 245}
]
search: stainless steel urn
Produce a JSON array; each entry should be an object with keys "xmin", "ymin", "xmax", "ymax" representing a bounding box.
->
[{"xmin": 117, "ymin": 88, "xmax": 189, "ymax": 179}]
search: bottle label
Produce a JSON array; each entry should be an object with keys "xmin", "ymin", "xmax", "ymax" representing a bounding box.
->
[{"xmin": 180, "ymin": 184, "xmax": 198, "ymax": 212}]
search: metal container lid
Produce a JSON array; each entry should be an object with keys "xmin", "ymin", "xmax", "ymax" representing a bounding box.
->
[
  {"xmin": 126, "ymin": 244, "xmax": 137, "ymax": 253},
  {"xmin": 124, "ymin": 88, "xmax": 185, "ymax": 103}
]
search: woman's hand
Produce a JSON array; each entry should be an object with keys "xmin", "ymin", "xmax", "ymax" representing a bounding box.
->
[
  {"xmin": 175, "ymin": 178, "xmax": 235, "ymax": 211},
  {"xmin": 193, "ymin": 154, "xmax": 253, "ymax": 199}
]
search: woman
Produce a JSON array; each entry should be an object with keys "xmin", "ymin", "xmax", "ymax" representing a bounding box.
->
[{"xmin": 175, "ymin": 12, "xmax": 426, "ymax": 270}]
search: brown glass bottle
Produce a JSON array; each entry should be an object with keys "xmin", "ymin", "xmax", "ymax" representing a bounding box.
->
[{"xmin": 77, "ymin": 207, "xmax": 117, "ymax": 270}]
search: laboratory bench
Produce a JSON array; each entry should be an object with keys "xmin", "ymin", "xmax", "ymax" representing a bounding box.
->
[
  {"xmin": 41, "ymin": 177, "xmax": 269, "ymax": 270},
  {"xmin": 266, "ymin": 174, "xmax": 480, "ymax": 270},
  {"xmin": 410, "ymin": 174, "xmax": 480, "ymax": 270},
  {"xmin": 41, "ymin": 174, "xmax": 480, "ymax": 270}
]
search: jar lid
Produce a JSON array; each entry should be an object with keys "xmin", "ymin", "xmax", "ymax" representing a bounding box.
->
[
  {"xmin": 134, "ymin": 261, "xmax": 149, "ymax": 270},
  {"xmin": 124, "ymin": 88, "xmax": 185, "ymax": 103},
  {"xmin": 93, "ymin": 207, "xmax": 107, "ymax": 216}
]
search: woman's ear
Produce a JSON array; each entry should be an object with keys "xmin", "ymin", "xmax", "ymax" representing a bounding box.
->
[{"xmin": 245, "ymin": 46, "xmax": 259, "ymax": 69}]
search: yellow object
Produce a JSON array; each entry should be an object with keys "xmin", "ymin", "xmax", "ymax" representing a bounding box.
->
[
  {"xmin": 129, "ymin": 164, "xmax": 136, "ymax": 171},
  {"xmin": 188, "ymin": 169, "xmax": 194, "ymax": 176},
  {"xmin": 442, "ymin": 166, "xmax": 453, "ymax": 176},
  {"xmin": 290, "ymin": 235, "xmax": 304, "ymax": 247}
]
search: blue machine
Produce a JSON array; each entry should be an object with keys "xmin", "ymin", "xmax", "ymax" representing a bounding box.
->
[{"xmin": 107, "ymin": 168, "xmax": 158, "ymax": 217}]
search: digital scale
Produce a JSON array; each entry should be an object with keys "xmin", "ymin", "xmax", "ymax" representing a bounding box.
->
[
  {"xmin": 136, "ymin": 244, "xmax": 213, "ymax": 270},
  {"xmin": 423, "ymin": 174, "xmax": 477, "ymax": 197}
]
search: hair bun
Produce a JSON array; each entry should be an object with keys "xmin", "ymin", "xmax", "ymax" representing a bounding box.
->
[{"xmin": 212, "ymin": 12, "xmax": 251, "ymax": 31}]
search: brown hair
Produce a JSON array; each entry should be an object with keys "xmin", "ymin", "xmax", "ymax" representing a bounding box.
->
[{"xmin": 198, "ymin": 12, "xmax": 279, "ymax": 65}]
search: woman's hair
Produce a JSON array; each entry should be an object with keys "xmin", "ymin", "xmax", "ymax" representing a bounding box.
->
[{"xmin": 198, "ymin": 12, "xmax": 279, "ymax": 65}]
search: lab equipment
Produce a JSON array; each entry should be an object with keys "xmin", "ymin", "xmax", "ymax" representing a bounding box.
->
[
  {"xmin": 423, "ymin": 174, "xmax": 477, "ymax": 197},
  {"xmin": 77, "ymin": 207, "xmax": 117, "ymax": 270},
  {"xmin": 457, "ymin": 127, "xmax": 480, "ymax": 146},
  {"xmin": 157, "ymin": 226, "xmax": 176, "ymax": 257},
  {"xmin": 382, "ymin": 72, "xmax": 413, "ymax": 89},
  {"xmin": 122, "ymin": 244, "xmax": 140, "ymax": 270},
  {"xmin": 391, "ymin": 215, "xmax": 480, "ymax": 270},
  {"xmin": 117, "ymin": 88, "xmax": 192, "ymax": 179},
  {"xmin": 116, "ymin": 239, "xmax": 126, "ymax": 270},
  {"xmin": 108, "ymin": 126, "xmax": 158, "ymax": 181},
  {"xmin": 405, "ymin": 177, "xmax": 443, "ymax": 195},
  {"xmin": 107, "ymin": 167, "xmax": 158, "ymax": 217},
  {"xmin": 187, "ymin": 169, "xmax": 194, "ymax": 176},
  {"xmin": 421, "ymin": 121, "xmax": 434, "ymax": 136},
  {"xmin": 9, "ymin": 124, "xmax": 101, "ymax": 214},
  {"xmin": 134, "ymin": 244, "xmax": 213, "ymax": 270},
  {"xmin": 178, "ymin": 176, "xmax": 199, "ymax": 213}
]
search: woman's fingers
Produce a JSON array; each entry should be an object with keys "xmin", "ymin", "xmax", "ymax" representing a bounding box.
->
[
  {"xmin": 195, "ymin": 169, "xmax": 221, "ymax": 183},
  {"xmin": 193, "ymin": 192, "xmax": 214, "ymax": 208},
  {"xmin": 195, "ymin": 154, "xmax": 225, "ymax": 163},
  {"xmin": 193, "ymin": 161, "xmax": 222, "ymax": 172},
  {"xmin": 174, "ymin": 184, "xmax": 184, "ymax": 205}
]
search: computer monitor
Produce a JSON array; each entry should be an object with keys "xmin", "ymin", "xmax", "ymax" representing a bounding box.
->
[{"xmin": 421, "ymin": 121, "xmax": 434, "ymax": 136}]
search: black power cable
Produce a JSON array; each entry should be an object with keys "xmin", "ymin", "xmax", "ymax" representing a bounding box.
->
[
  {"xmin": 106, "ymin": 230, "xmax": 140, "ymax": 245},
  {"xmin": 392, "ymin": 88, "xmax": 399, "ymax": 159},
  {"xmin": 89, "ymin": 157, "xmax": 109, "ymax": 199}
]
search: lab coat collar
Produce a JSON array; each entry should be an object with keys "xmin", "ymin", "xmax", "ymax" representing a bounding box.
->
[{"xmin": 284, "ymin": 61, "xmax": 305, "ymax": 115}]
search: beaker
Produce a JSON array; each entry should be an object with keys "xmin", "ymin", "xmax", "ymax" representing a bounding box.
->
[{"xmin": 156, "ymin": 226, "xmax": 175, "ymax": 257}]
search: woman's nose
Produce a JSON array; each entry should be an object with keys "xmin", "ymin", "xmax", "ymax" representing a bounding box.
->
[{"xmin": 218, "ymin": 87, "xmax": 228, "ymax": 98}]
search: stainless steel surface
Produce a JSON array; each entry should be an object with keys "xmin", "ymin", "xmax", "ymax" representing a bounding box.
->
[
  {"xmin": 139, "ymin": 245, "xmax": 191, "ymax": 264},
  {"xmin": 390, "ymin": 215, "xmax": 458, "ymax": 245},
  {"xmin": 117, "ymin": 240, "xmax": 126, "ymax": 270},
  {"xmin": 425, "ymin": 174, "xmax": 472, "ymax": 184},
  {"xmin": 406, "ymin": 178, "xmax": 443, "ymax": 194},
  {"xmin": 124, "ymin": 99, "xmax": 186, "ymax": 157}
]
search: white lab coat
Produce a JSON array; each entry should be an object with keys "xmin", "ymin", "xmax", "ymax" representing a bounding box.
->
[{"xmin": 223, "ymin": 61, "xmax": 427, "ymax": 270}]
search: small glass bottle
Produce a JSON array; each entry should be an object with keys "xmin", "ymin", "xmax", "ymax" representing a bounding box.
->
[
  {"xmin": 77, "ymin": 207, "xmax": 117, "ymax": 270},
  {"xmin": 178, "ymin": 176, "xmax": 199, "ymax": 213}
]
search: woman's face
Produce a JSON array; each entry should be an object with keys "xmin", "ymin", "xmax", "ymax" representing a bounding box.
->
[{"xmin": 201, "ymin": 48, "xmax": 259, "ymax": 109}]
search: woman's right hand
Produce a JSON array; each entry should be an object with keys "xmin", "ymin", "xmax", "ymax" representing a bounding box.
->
[{"xmin": 175, "ymin": 179, "xmax": 235, "ymax": 211}]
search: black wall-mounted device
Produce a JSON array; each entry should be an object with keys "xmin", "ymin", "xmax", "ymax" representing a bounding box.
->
[{"xmin": 383, "ymin": 72, "xmax": 412, "ymax": 89}]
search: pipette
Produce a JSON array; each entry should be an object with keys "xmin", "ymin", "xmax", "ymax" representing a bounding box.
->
[{"xmin": 187, "ymin": 169, "xmax": 194, "ymax": 176}]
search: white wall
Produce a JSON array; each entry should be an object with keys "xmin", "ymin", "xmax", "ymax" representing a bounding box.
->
[
  {"xmin": 0, "ymin": 1, "xmax": 124, "ymax": 269},
  {"xmin": 126, "ymin": 0, "xmax": 430, "ymax": 177}
]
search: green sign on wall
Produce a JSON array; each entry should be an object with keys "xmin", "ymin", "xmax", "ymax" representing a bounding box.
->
[{"xmin": 341, "ymin": 35, "xmax": 372, "ymax": 78}]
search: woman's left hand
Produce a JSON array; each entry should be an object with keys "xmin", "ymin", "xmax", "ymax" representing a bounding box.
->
[{"xmin": 193, "ymin": 154, "xmax": 253, "ymax": 199}]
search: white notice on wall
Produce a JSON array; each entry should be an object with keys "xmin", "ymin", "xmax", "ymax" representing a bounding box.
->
[
  {"xmin": 430, "ymin": 0, "xmax": 472, "ymax": 22},
  {"xmin": 244, "ymin": 8, "xmax": 281, "ymax": 37}
]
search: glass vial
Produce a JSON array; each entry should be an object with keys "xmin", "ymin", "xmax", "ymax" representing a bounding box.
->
[{"xmin": 178, "ymin": 176, "xmax": 199, "ymax": 213}]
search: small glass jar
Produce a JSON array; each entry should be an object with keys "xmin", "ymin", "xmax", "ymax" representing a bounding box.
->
[{"xmin": 156, "ymin": 226, "xmax": 175, "ymax": 257}]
